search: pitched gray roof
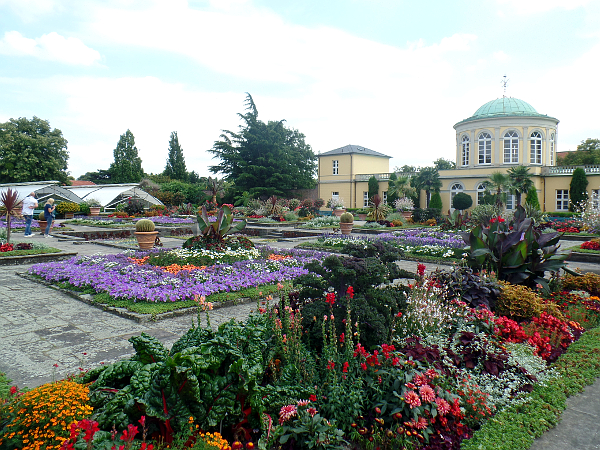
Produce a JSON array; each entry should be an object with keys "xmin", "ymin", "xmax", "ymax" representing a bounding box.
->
[{"xmin": 320, "ymin": 145, "xmax": 391, "ymax": 158}]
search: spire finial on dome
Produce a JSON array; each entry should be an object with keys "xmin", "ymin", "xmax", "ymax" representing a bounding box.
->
[{"xmin": 501, "ymin": 75, "xmax": 509, "ymax": 98}]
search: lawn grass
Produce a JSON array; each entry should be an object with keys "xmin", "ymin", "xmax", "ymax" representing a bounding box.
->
[
  {"xmin": 0, "ymin": 248, "xmax": 62, "ymax": 257},
  {"xmin": 55, "ymin": 280, "xmax": 293, "ymax": 315}
]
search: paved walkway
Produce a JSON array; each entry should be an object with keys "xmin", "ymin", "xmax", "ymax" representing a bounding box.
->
[{"xmin": 1, "ymin": 224, "xmax": 599, "ymax": 449}]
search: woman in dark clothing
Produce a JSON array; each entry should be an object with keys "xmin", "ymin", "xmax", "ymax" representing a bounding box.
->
[{"xmin": 44, "ymin": 198, "xmax": 55, "ymax": 238}]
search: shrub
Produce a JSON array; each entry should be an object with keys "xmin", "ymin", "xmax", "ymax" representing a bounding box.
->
[
  {"xmin": 495, "ymin": 282, "xmax": 544, "ymax": 321},
  {"xmin": 412, "ymin": 207, "xmax": 442, "ymax": 223},
  {"xmin": 471, "ymin": 204, "xmax": 502, "ymax": 227},
  {"xmin": 525, "ymin": 186, "xmax": 540, "ymax": 210},
  {"xmin": 452, "ymin": 192, "xmax": 473, "ymax": 211},
  {"xmin": 56, "ymin": 201, "xmax": 80, "ymax": 214},
  {"xmin": 561, "ymin": 272, "xmax": 600, "ymax": 296},
  {"xmin": 432, "ymin": 266, "xmax": 500, "ymax": 310},
  {"xmin": 124, "ymin": 198, "xmax": 145, "ymax": 216},
  {"xmin": 429, "ymin": 191, "xmax": 442, "ymax": 210}
]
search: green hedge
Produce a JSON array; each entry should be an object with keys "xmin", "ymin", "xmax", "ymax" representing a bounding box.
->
[{"xmin": 462, "ymin": 327, "xmax": 600, "ymax": 450}]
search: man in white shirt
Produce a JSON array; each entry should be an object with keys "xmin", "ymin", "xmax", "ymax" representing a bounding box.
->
[{"xmin": 21, "ymin": 192, "xmax": 38, "ymax": 237}]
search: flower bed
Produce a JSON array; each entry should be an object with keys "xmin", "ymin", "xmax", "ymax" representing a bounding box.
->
[{"xmin": 28, "ymin": 247, "xmax": 327, "ymax": 303}]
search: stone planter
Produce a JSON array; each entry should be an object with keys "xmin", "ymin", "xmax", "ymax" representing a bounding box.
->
[
  {"xmin": 340, "ymin": 222, "xmax": 353, "ymax": 235},
  {"xmin": 134, "ymin": 231, "xmax": 159, "ymax": 250},
  {"xmin": 332, "ymin": 208, "xmax": 346, "ymax": 217},
  {"xmin": 89, "ymin": 207, "xmax": 101, "ymax": 216},
  {"xmin": 401, "ymin": 211, "xmax": 413, "ymax": 221},
  {"xmin": 64, "ymin": 212, "xmax": 75, "ymax": 219}
]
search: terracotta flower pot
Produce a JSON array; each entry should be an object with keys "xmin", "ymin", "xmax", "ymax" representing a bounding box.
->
[
  {"xmin": 64, "ymin": 212, "xmax": 74, "ymax": 219},
  {"xmin": 358, "ymin": 214, "xmax": 368, "ymax": 220},
  {"xmin": 401, "ymin": 211, "xmax": 413, "ymax": 220},
  {"xmin": 38, "ymin": 220, "xmax": 47, "ymax": 234},
  {"xmin": 134, "ymin": 231, "xmax": 159, "ymax": 250},
  {"xmin": 89, "ymin": 207, "xmax": 101, "ymax": 216},
  {"xmin": 340, "ymin": 222, "xmax": 353, "ymax": 235},
  {"xmin": 332, "ymin": 209, "xmax": 346, "ymax": 217}
]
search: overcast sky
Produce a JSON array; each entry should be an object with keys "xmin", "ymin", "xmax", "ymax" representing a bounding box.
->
[{"xmin": 1, "ymin": 0, "xmax": 599, "ymax": 179}]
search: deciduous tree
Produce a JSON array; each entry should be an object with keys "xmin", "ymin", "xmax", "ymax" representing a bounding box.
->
[{"xmin": 0, "ymin": 117, "xmax": 69, "ymax": 183}]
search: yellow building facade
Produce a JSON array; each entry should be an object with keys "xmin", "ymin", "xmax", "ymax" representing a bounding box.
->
[
  {"xmin": 438, "ymin": 97, "xmax": 600, "ymax": 213},
  {"xmin": 316, "ymin": 98, "xmax": 600, "ymax": 214},
  {"xmin": 317, "ymin": 145, "xmax": 391, "ymax": 209}
]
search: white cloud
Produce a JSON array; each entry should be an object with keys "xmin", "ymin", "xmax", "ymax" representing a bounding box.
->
[
  {"xmin": 496, "ymin": 0, "xmax": 591, "ymax": 15},
  {"xmin": 0, "ymin": 0, "xmax": 58, "ymax": 22},
  {"xmin": 493, "ymin": 50, "xmax": 509, "ymax": 61},
  {"xmin": 0, "ymin": 31, "xmax": 101, "ymax": 66}
]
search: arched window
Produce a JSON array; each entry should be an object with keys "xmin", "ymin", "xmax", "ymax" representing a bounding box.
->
[
  {"xmin": 478, "ymin": 133, "xmax": 492, "ymax": 164},
  {"xmin": 477, "ymin": 182, "xmax": 488, "ymax": 205},
  {"xmin": 530, "ymin": 131, "xmax": 542, "ymax": 164},
  {"xmin": 461, "ymin": 135, "xmax": 470, "ymax": 166},
  {"xmin": 550, "ymin": 133, "xmax": 555, "ymax": 166},
  {"xmin": 450, "ymin": 182, "xmax": 464, "ymax": 207},
  {"xmin": 503, "ymin": 131, "xmax": 519, "ymax": 163}
]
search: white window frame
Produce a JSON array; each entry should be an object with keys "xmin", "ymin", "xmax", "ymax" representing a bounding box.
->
[
  {"xmin": 506, "ymin": 194, "xmax": 516, "ymax": 210},
  {"xmin": 450, "ymin": 182, "xmax": 464, "ymax": 207},
  {"xmin": 332, "ymin": 192, "xmax": 339, "ymax": 200},
  {"xmin": 363, "ymin": 191, "xmax": 369, "ymax": 207},
  {"xmin": 332, "ymin": 160, "xmax": 339, "ymax": 175},
  {"xmin": 476, "ymin": 182, "xmax": 487, "ymax": 206},
  {"xmin": 503, "ymin": 131, "xmax": 519, "ymax": 164},
  {"xmin": 461, "ymin": 135, "xmax": 470, "ymax": 166},
  {"xmin": 556, "ymin": 189, "xmax": 569, "ymax": 211},
  {"xmin": 478, "ymin": 133, "xmax": 492, "ymax": 165},
  {"xmin": 530, "ymin": 131, "xmax": 542, "ymax": 165}
]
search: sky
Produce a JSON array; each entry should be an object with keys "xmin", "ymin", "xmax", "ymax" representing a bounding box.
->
[{"xmin": 1, "ymin": 0, "xmax": 599, "ymax": 180}]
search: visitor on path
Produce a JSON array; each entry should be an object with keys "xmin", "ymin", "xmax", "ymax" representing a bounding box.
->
[
  {"xmin": 44, "ymin": 198, "xmax": 55, "ymax": 238},
  {"xmin": 21, "ymin": 192, "xmax": 38, "ymax": 237}
]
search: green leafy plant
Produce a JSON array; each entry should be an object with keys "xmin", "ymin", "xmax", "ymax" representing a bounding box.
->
[
  {"xmin": 184, "ymin": 205, "xmax": 247, "ymax": 250},
  {"xmin": 366, "ymin": 194, "xmax": 389, "ymax": 221},
  {"xmin": 452, "ymin": 192, "xmax": 473, "ymax": 211},
  {"xmin": 462, "ymin": 205, "xmax": 570, "ymax": 289}
]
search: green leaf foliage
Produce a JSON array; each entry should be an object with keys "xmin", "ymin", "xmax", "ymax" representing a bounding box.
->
[
  {"xmin": 462, "ymin": 205, "xmax": 568, "ymax": 288},
  {"xmin": 0, "ymin": 116, "xmax": 69, "ymax": 183},
  {"xmin": 569, "ymin": 167, "xmax": 588, "ymax": 211},
  {"xmin": 109, "ymin": 129, "xmax": 144, "ymax": 183},
  {"xmin": 163, "ymin": 131, "xmax": 187, "ymax": 180},
  {"xmin": 208, "ymin": 93, "xmax": 317, "ymax": 198}
]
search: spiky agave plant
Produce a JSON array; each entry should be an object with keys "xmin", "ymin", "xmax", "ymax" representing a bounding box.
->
[
  {"xmin": 0, "ymin": 188, "xmax": 22, "ymax": 244},
  {"xmin": 367, "ymin": 194, "xmax": 389, "ymax": 221}
]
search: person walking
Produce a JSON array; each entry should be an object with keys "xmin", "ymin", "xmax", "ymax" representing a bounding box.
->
[
  {"xmin": 21, "ymin": 192, "xmax": 38, "ymax": 237},
  {"xmin": 43, "ymin": 198, "xmax": 55, "ymax": 238}
]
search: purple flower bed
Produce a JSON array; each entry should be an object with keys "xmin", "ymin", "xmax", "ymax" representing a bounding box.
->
[
  {"xmin": 0, "ymin": 219, "xmax": 64, "ymax": 229},
  {"xmin": 28, "ymin": 247, "xmax": 327, "ymax": 303},
  {"xmin": 133, "ymin": 216, "xmax": 194, "ymax": 225}
]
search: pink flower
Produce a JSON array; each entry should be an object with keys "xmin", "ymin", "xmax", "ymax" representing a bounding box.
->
[
  {"xmin": 404, "ymin": 391, "xmax": 421, "ymax": 408},
  {"xmin": 307, "ymin": 407, "xmax": 318, "ymax": 417},
  {"xmin": 297, "ymin": 399, "xmax": 310, "ymax": 406},
  {"xmin": 435, "ymin": 397, "xmax": 451, "ymax": 416},
  {"xmin": 413, "ymin": 373, "xmax": 428, "ymax": 386},
  {"xmin": 419, "ymin": 385, "xmax": 435, "ymax": 403},
  {"xmin": 425, "ymin": 368, "xmax": 439, "ymax": 380},
  {"xmin": 279, "ymin": 404, "xmax": 298, "ymax": 424}
]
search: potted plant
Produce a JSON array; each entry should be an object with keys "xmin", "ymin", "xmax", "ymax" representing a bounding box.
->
[
  {"xmin": 56, "ymin": 201, "xmax": 80, "ymax": 219},
  {"xmin": 37, "ymin": 211, "xmax": 47, "ymax": 235},
  {"xmin": 339, "ymin": 211, "xmax": 354, "ymax": 235},
  {"xmin": 356, "ymin": 208, "xmax": 369, "ymax": 221},
  {"xmin": 394, "ymin": 196, "xmax": 414, "ymax": 220},
  {"xmin": 86, "ymin": 198, "xmax": 102, "ymax": 216},
  {"xmin": 326, "ymin": 197, "xmax": 345, "ymax": 216},
  {"xmin": 134, "ymin": 219, "xmax": 158, "ymax": 250}
]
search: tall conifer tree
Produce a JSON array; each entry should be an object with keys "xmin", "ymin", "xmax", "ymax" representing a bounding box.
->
[
  {"xmin": 163, "ymin": 131, "xmax": 187, "ymax": 180},
  {"xmin": 109, "ymin": 130, "xmax": 144, "ymax": 183}
]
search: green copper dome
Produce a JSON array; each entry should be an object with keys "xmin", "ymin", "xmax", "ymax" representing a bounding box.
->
[{"xmin": 471, "ymin": 97, "xmax": 540, "ymax": 119}]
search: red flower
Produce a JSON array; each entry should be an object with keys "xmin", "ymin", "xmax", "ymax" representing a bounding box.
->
[
  {"xmin": 346, "ymin": 285, "xmax": 354, "ymax": 299},
  {"xmin": 404, "ymin": 391, "xmax": 421, "ymax": 408},
  {"xmin": 309, "ymin": 394, "xmax": 317, "ymax": 402},
  {"xmin": 325, "ymin": 292, "xmax": 336, "ymax": 306},
  {"xmin": 342, "ymin": 361, "xmax": 349, "ymax": 373},
  {"xmin": 327, "ymin": 360, "xmax": 335, "ymax": 370}
]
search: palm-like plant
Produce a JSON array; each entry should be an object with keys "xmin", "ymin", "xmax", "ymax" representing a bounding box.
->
[
  {"xmin": 203, "ymin": 177, "xmax": 227, "ymax": 205},
  {"xmin": 484, "ymin": 171, "xmax": 510, "ymax": 209},
  {"xmin": 388, "ymin": 175, "xmax": 416, "ymax": 199},
  {"xmin": 414, "ymin": 167, "xmax": 442, "ymax": 207},
  {"xmin": 0, "ymin": 188, "xmax": 22, "ymax": 244},
  {"xmin": 367, "ymin": 194, "xmax": 390, "ymax": 221},
  {"xmin": 507, "ymin": 165, "xmax": 534, "ymax": 207}
]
